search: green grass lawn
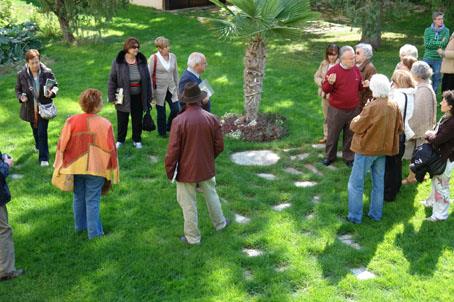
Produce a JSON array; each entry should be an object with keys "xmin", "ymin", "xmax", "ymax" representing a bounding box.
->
[{"xmin": 0, "ymin": 2, "xmax": 453, "ymax": 301}]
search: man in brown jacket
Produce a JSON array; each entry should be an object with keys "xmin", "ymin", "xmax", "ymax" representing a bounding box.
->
[
  {"xmin": 165, "ymin": 82, "xmax": 227, "ymax": 245},
  {"xmin": 347, "ymin": 74, "xmax": 403, "ymax": 224}
]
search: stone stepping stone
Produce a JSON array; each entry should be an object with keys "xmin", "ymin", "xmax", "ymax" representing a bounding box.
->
[
  {"xmin": 290, "ymin": 153, "xmax": 309, "ymax": 161},
  {"xmin": 336, "ymin": 151, "xmax": 342, "ymax": 158},
  {"xmin": 283, "ymin": 167, "xmax": 303, "ymax": 175},
  {"xmin": 243, "ymin": 248, "xmax": 263, "ymax": 257},
  {"xmin": 244, "ymin": 269, "xmax": 254, "ymax": 281},
  {"xmin": 10, "ymin": 174, "xmax": 24, "ymax": 180},
  {"xmin": 257, "ymin": 173, "xmax": 276, "ymax": 181},
  {"xmin": 351, "ymin": 267, "xmax": 377, "ymax": 280},
  {"xmin": 338, "ymin": 234, "xmax": 361, "ymax": 250},
  {"xmin": 234, "ymin": 213, "xmax": 251, "ymax": 224},
  {"xmin": 304, "ymin": 164, "xmax": 323, "ymax": 176},
  {"xmin": 148, "ymin": 155, "xmax": 159, "ymax": 164},
  {"xmin": 311, "ymin": 195, "xmax": 320, "ymax": 204},
  {"xmin": 326, "ymin": 165, "xmax": 337, "ymax": 171},
  {"xmin": 275, "ymin": 264, "xmax": 289, "ymax": 273},
  {"xmin": 283, "ymin": 148, "xmax": 299, "ymax": 152},
  {"xmin": 294, "ymin": 181, "xmax": 317, "ymax": 188},
  {"xmin": 305, "ymin": 213, "xmax": 315, "ymax": 220},
  {"xmin": 231, "ymin": 150, "xmax": 280, "ymax": 166},
  {"xmin": 311, "ymin": 144, "xmax": 325, "ymax": 150},
  {"xmin": 272, "ymin": 203, "xmax": 292, "ymax": 212}
]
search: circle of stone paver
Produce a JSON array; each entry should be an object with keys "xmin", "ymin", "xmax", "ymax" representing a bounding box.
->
[
  {"xmin": 351, "ymin": 267, "xmax": 376, "ymax": 280},
  {"xmin": 304, "ymin": 164, "xmax": 323, "ymax": 176},
  {"xmin": 243, "ymin": 248, "xmax": 263, "ymax": 257},
  {"xmin": 10, "ymin": 174, "xmax": 24, "ymax": 180},
  {"xmin": 290, "ymin": 153, "xmax": 309, "ymax": 161},
  {"xmin": 244, "ymin": 269, "xmax": 254, "ymax": 280},
  {"xmin": 311, "ymin": 195, "xmax": 320, "ymax": 204},
  {"xmin": 231, "ymin": 150, "xmax": 280, "ymax": 166},
  {"xmin": 235, "ymin": 213, "xmax": 251, "ymax": 224},
  {"xmin": 275, "ymin": 264, "xmax": 289, "ymax": 273},
  {"xmin": 326, "ymin": 165, "xmax": 337, "ymax": 171},
  {"xmin": 336, "ymin": 151, "xmax": 343, "ymax": 158},
  {"xmin": 148, "ymin": 155, "xmax": 159, "ymax": 164},
  {"xmin": 338, "ymin": 234, "xmax": 361, "ymax": 250},
  {"xmin": 305, "ymin": 213, "xmax": 315, "ymax": 220},
  {"xmin": 272, "ymin": 203, "xmax": 292, "ymax": 212},
  {"xmin": 311, "ymin": 144, "xmax": 325, "ymax": 150},
  {"xmin": 257, "ymin": 173, "xmax": 276, "ymax": 181},
  {"xmin": 294, "ymin": 181, "xmax": 317, "ymax": 188},
  {"xmin": 284, "ymin": 167, "xmax": 303, "ymax": 175}
]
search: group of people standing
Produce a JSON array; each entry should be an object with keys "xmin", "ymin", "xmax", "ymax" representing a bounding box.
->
[{"xmin": 314, "ymin": 11, "xmax": 454, "ymax": 224}]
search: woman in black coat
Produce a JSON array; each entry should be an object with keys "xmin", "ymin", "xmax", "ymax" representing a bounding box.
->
[
  {"xmin": 108, "ymin": 37, "xmax": 152, "ymax": 149},
  {"xmin": 15, "ymin": 49, "xmax": 58, "ymax": 167},
  {"xmin": 422, "ymin": 90, "xmax": 454, "ymax": 221}
]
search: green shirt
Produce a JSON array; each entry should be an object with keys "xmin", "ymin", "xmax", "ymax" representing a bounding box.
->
[{"xmin": 423, "ymin": 26, "xmax": 450, "ymax": 60}]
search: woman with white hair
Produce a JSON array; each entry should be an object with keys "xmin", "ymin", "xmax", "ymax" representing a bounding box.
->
[
  {"xmin": 347, "ymin": 74, "xmax": 403, "ymax": 224},
  {"xmin": 355, "ymin": 43, "xmax": 376, "ymax": 109},
  {"xmin": 148, "ymin": 36, "xmax": 180, "ymax": 137},
  {"xmin": 402, "ymin": 61, "xmax": 437, "ymax": 184},
  {"xmin": 395, "ymin": 44, "xmax": 419, "ymax": 71}
]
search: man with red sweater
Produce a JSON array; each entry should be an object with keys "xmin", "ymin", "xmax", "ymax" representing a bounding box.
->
[{"xmin": 322, "ymin": 46, "xmax": 368, "ymax": 167}]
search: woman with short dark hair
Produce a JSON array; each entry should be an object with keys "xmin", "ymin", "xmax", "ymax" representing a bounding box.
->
[
  {"xmin": 422, "ymin": 90, "xmax": 454, "ymax": 221},
  {"xmin": 52, "ymin": 89, "xmax": 119, "ymax": 239},
  {"xmin": 108, "ymin": 37, "xmax": 152, "ymax": 149},
  {"xmin": 314, "ymin": 44, "xmax": 340, "ymax": 143},
  {"xmin": 15, "ymin": 49, "xmax": 58, "ymax": 167}
]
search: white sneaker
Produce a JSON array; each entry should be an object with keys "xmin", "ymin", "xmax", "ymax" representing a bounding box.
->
[
  {"xmin": 115, "ymin": 142, "xmax": 123, "ymax": 149},
  {"xmin": 133, "ymin": 142, "xmax": 142, "ymax": 149},
  {"xmin": 40, "ymin": 161, "xmax": 49, "ymax": 167},
  {"xmin": 421, "ymin": 200, "xmax": 433, "ymax": 208}
]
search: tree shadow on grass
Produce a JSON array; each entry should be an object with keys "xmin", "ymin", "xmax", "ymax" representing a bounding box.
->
[{"xmin": 316, "ymin": 178, "xmax": 419, "ymax": 285}]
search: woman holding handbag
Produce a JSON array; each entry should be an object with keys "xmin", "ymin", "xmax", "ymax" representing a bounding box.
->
[
  {"xmin": 15, "ymin": 49, "xmax": 58, "ymax": 167},
  {"xmin": 148, "ymin": 36, "xmax": 180, "ymax": 137},
  {"xmin": 422, "ymin": 90, "xmax": 454, "ymax": 221},
  {"xmin": 108, "ymin": 37, "xmax": 152, "ymax": 149}
]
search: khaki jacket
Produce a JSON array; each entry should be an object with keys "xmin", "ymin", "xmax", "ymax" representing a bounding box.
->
[
  {"xmin": 148, "ymin": 52, "xmax": 179, "ymax": 106},
  {"xmin": 350, "ymin": 98, "xmax": 403, "ymax": 156},
  {"xmin": 441, "ymin": 33, "xmax": 454, "ymax": 74},
  {"xmin": 314, "ymin": 59, "xmax": 339, "ymax": 98}
]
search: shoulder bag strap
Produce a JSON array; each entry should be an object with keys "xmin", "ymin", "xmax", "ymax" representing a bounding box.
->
[
  {"xmin": 152, "ymin": 55, "xmax": 157, "ymax": 90},
  {"xmin": 402, "ymin": 92, "xmax": 408, "ymax": 122}
]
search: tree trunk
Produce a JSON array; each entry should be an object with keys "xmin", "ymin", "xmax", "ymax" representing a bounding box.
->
[
  {"xmin": 55, "ymin": 0, "xmax": 75, "ymax": 43},
  {"xmin": 243, "ymin": 35, "xmax": 266, "ymax": 122},
  {"xmin": 360, "ymin": 0, "xmax": 383, "ymax": 49}
]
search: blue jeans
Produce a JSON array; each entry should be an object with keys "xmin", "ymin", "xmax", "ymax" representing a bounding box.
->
[
  {"xmin": 29, "ymin": 116, "xmax": 49, "ymax": 162},
  {"xmin": 424, "ymin": 58, "xmax": 442, "ymax": 94},
  {"xmin": 73, "ymin": 175, "xmax": 105, "ymax": 239},
  {"xmin": 348, "ymin": 153, "xmax": 386, "ymax": 223}
]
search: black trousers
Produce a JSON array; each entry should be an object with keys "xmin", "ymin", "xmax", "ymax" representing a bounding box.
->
[
  {"xmin": 442, "ymin": 73, "xmax": 454, "ymax": 93},
  {"xmin": 116, "ymin": 94, "xmax": 143, "ymax": 143},
  {"xmin": 29, "ymin": 116, "xmax": 49, "ymax": 162},
  {"xmin": 156, "ymin": 91, "xmax": 180, "ymax": 136},
  {"xmin": 384, "ymin": 154, "xmax": 403, "ymax": 201}
]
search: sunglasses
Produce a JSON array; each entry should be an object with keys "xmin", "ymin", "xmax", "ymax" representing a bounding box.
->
[
  {"xmin": 131, "ymin": 45, "xmax": 140, "ymax": 49},
  {"xmin": 328, "ymin": 53, "xmax": 338, "ymax": 56}
]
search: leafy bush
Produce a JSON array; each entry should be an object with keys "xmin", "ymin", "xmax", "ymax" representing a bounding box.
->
[
  {"xmin": 0, "ymin": 21, "xmax": 42, "ymax": 65},
  {"xmin": 0, "ymin": 0, "xmax": 15, "ymax": 27}
]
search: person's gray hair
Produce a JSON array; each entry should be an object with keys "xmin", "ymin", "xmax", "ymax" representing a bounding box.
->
[
  {"xmin": 432, "ymin": 11, "xmax": 444, "ymax": 20},
  {"xmin": 399, "ymin": 44, "xmax": 418, "ymax": 59},
  {"xmin": 369, "ymin": 74, "xmax": 391, "ymax": 98},
  {"xmin": 187, "ymin": 52, "xmax": 206, "ymax": 68},
  {"xmin": 339, "ymin": 46, "xmax": 354, "ymax": 58},
  {"xmin": 355, "ymin": 43, "xmax": 373, "ymax": 60},
  {"xmin": 411, "ymin": 61, "xmax": 433, "ymax": 81}
]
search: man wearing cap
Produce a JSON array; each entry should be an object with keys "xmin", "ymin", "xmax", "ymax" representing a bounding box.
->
[{"xmin": 165, "ymin": 82, "xmax": 227, "ymax": 245}]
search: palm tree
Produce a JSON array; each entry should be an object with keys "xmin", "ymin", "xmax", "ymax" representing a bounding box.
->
[{"xmin": 209, "ymin": 0, "xmax": 312, "ymax": 122}]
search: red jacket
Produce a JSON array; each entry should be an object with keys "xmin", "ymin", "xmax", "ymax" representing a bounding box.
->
[
  {"xmin": 165, "ymin": 103, "xmax": 224, "ymax": 182},
  {"xmin": 322, "ymin": 63, "xmax": 363, "ymax": 110}
]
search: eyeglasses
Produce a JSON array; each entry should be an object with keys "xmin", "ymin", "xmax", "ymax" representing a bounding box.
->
[
  {"xmin": 131, "ymin": 45, "xmax": 140, "ymax": 49},
  {"xmin": 328, "ymin": 53, "xmax": 337, "ymax": 56}
]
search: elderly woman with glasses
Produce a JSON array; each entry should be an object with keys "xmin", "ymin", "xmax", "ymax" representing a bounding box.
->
[
  {"xmin": 108, "ymin": 37, "xmax": 152, "ymax": 149},
  {"xmin": 355, "ymin": 43, "xmax": 376, "ymax": 109},
  {"xmin": 314, "ymin": 44, "xmax": 340, "ymax": 144}
]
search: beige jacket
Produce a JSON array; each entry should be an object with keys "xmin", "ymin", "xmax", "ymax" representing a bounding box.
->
[
  {"xmin": 148, "ymin": 52, "xmax": 179, "ymax": 106},
  {"xmin": 441, "ymin": 33, "xmax": 454, "ymax": 74},
  {"xmin": 408, "ymin": 82, "xmax": 437, "ymax": 139},
  {"xmin": 314, "ymin": 59, "xmax": 339, "ymax": 98}
]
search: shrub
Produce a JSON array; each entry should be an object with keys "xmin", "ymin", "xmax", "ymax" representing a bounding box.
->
[{"xmin": 0, "ymin": 21, "xmax": 42, "ymax": 65}]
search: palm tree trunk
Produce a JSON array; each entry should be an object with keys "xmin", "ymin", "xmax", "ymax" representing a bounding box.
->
[{"xmin": 244, "ymin": 35, "xmax": 266, "ymax": 122}]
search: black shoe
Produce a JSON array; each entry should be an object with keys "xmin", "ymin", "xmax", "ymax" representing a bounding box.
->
[
  {"xmin": 345, "ymin": 160, "xmax": 354, "ymax": 168},
  {"xmin": 322, "ymin": 159, "xmax": 333, "ymax": 166},
  {"xmin": 0, "ymin": 269, "xmax": 24, "ymax": 281}
]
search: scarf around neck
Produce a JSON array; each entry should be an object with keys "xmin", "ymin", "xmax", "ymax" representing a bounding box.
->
[{"xmin": 431, "ymin": 23, "xmax": 445, "ymax": 39}]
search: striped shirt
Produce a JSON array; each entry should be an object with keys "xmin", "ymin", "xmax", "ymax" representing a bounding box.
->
[{"xmin": 128, "ymin": 63, "xmax": 142, "ymax": 95}]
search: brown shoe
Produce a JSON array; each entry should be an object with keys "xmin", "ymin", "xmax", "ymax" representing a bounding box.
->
[
  {"xmin": 318, "ymin": 138, "xmax": 327, "ymax": 144},
  {"xmin": 0, "ymin": 269, "xmax": 24, "ymax": 281},
  {"xmin": 402, "ymin": 177, "xmax": 417, "ymax": 185}
]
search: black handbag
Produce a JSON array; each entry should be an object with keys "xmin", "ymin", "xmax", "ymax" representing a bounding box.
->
[
  {"xmin": 410, "ymin": 143, "xmax": 447, "ymax": 182},
  {"xmin": 142, "ymin": 107, "xmax": 156, "ymax": 132},
  {"xmin": 398, "ymin": 92, "xmax": 408, "ymax": 158}
]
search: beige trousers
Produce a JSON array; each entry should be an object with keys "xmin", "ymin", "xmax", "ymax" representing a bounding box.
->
[
  {"xmin": 0, "ymin": 205, "xmax": 15, "ymax": 275},
  {"xmin": 321, "ymin": 96, "xmax": 329, "ymax": 139},
  {"xmin": 176, "ymin": 177, "xmax": 226, "ymax": 244}
]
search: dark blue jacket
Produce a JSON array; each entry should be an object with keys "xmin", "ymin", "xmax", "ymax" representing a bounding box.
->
[
  {"xmin": 0, "ymin": 158, "xmax": 11, "ymax": 206},
  {"xmin": 179, "ymin": 69, "xmax": 211, "ymax": 112}
]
